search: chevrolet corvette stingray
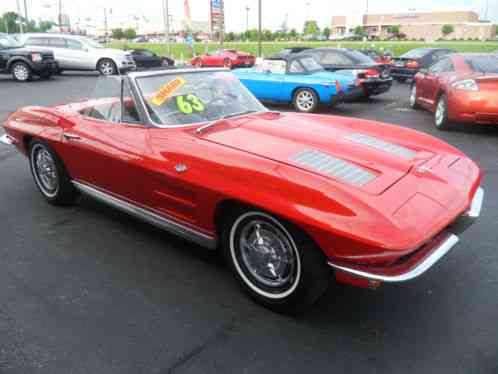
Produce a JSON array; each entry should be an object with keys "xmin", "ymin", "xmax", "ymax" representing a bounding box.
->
[{"xmin": 1, "ymin": 68, "xmax": 484, "ymax": 312}]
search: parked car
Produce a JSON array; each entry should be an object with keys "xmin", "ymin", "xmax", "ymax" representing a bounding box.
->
[
  {"xmin": 391, "ymin": 48, "xmax": 455, "ymax": 82},
  {"xmin": 410, "ymin": 53, "xmax": 498, "ymax": 130},
  {"xmin": 358, "ymin": 49, "xmax": 393, "ymax": 64},
  {"xmin": 296, "ymin": 48, "xmax": 393, "ymax": 98},
  {"xmin": 0, "ymin": 33, "xmax": 58, "ymax": 82},
  {"xmin": 268, "ymin": 47, "xmax": 313, "ymax": 59},
  {"xmin": 127, "ymin": 48, "xmax": 174, "ymax": 69},
  {"xmin": 191, "ymin": 49, "xmax": 255, "ymax": 68},
  {"xmin": 1, "ymin": 68, "xmax": 484, "ymax": 311},
  {"xmin": 20, "ymin": 33, "xmax": 136, "ymax": 75},
  {"xmin": 234, "ymin": 56, "xmax": 362, "ymax": 112}
]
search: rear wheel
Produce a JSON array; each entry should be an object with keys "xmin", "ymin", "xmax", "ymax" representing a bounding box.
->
[
  {"xmin": 29, "ymin": 141, "xmax": 79, "ymax": 205},
  {"xmin": 293, "ymin": 88, "xmax": 319, "ymax": 113},
  {"xmin": 11, "ymin": 61, "xmax": 32, "ymax": 82},
  {"xmin": 435, "ymin": 94, "xmax": 451, "ymax": 130},
  {"xmin": 409, "ymin": 84, "xmax": 419, "ymax": 109},
  {"xmin": 223, "ymin": 58, "xmax": 232, "ymax": 69},
  {"xmin": 194, "ymin": 59, "xmax": 202, "ymax": 68},
  {"xmin": 222, "ymin": 208, "xmax": 330, "ymax": 313},
  {"xmin": 97, "ymin": 59, "xmax": 117, "ymax": 75}
]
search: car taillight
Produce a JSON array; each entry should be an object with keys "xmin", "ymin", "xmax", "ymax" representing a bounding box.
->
[
  {"xmin": 406, "ymin": 60, "xmax": 419, "ymax": 69},
  {"xmin": 335, "ymin": 81, "xmax": 342, "ymax": 92},
  {"xmin": 364, "ymin": 69, "xmax": 380, "ymax": 78}
]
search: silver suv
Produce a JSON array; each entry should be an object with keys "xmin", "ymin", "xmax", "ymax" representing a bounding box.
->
[{"xmin": 20, "ymin": 33, "xmax": 136, "ymax": 75}]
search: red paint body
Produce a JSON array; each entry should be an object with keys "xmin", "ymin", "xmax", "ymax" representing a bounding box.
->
[
  {"xmin": 3, "ymin": 105, "xmax": 481, "ymax": 277},
  {"xmin": 413, "ymin": 53, "xmax": 498, "ymax": 125},
  {"xmin": 191, "ymin": 49, "xmax": 256, "ymax": 68}
]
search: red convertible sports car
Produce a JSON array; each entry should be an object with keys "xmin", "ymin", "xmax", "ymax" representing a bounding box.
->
[
  {"xmin": 1, "ymin": 68, "xmax": 483, "ymax": 312},
  {"xmin": 191, "ymin": 49, "xmax": 255, "ymax": 69},
  {"xmin": 410, "ymin": 53, "xmax": 498, "ymax": 130}
]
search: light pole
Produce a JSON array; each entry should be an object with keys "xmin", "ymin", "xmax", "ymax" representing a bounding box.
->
[
  {"xmin": 258, "ymin": 0, "xmax": 262, "ymax": 57},
  {"xmin": 23, "ymin": 0, "xmax": 28, "ymax": 28},
  {"xmin": 246, "ymin": 6, "xmax": 250, "ymax": 31},
  {"xmin": 162, "ymin": 0, "xmax": 170, "ymax": 54},
  {"xmin": 16, "ymin": 0, "xmax": 24, "ymax": 33}
]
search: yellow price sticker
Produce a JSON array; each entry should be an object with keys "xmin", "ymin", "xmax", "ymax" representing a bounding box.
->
[{"xmin": 151, "ymin": 77, "xmax": 186, "ymax": 106}]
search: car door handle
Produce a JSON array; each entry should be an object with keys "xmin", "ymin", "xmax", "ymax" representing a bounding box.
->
[{"xmin": 63, "ymin": 133, "xmax": 81, "ymax": 141}]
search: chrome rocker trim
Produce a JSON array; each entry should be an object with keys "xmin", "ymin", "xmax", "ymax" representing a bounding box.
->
[
  {"xmin": 328, "ymin": 187, "xmax": 484, "ymax": 283},
  {"xmin": 72, "ymin": 181, "xmax": 217, "ymax": 249},
  {"xmin": 0, "ymin": 134, "xmax": 16, "ymax": 146}
]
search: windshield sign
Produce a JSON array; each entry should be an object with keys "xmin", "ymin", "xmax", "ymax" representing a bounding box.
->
[{"xmin": 136, "ymin": 71, "xmax": 266, "ymax": 126}]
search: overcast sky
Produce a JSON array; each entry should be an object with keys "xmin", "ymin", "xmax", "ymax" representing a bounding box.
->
[{"xmin": 1, "ymin": 0, "xmax": 497, "ymax": 32}]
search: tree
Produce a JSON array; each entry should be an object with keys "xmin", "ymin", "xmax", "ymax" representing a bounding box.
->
[
  {"xmin": 262, "ymin": 29, "xmax": 273, "ymax": 41},
  {"xmin": 354, "ymin": 25, "xmax": 365, "ymax": 36},
  {"xmin": 303, "ymin": 20, "xmax": 320, "ymax": 37},
  {"xmin": 442, "ymin": 24, "xmax": 454, "ymax": 37},
  {"xmin": 387, "ymin": 25, "xmax": 400, "ymax": 35},
  {"xmin": 38, "ymin": 20, "xmax": 56, "ymax": 32},
  {"xmin": 322, "ymin": 26, "xmax": 331, "ymax": 40},
  {"xmin": 0, "ymin": 12, "xmax": 21, "ymax": 33},
  {"xmin": 123, "ymin": 28, "xmax": 137, "ymax": 40},
  {"xmin": 289, "ymin": 28, "xmax": 298, "ymax": 40},
  {"xmin": 112, "ymin": 28, "xmax": 124, "ymax": 40},
  {"xmin": 225, "ymin": 31, "xmax": 236, "ymax": 42}
]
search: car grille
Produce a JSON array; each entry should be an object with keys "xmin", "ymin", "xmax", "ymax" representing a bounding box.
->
[
  {"xmin": 345, "ymin": 133, "xmax": 417, "ymax": 159},
  {"xmin": 289, "ymin": 149, "xmax": 377, "ymax": 186}
]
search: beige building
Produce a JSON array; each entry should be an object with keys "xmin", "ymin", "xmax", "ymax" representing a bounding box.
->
[{"xmin": 332, "ymin": 11, "xmax": 495, "ymax": 41}]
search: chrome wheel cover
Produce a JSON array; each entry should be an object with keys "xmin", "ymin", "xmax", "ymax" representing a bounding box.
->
[
  {"xmin": 296, "ymin": 91, "xmax": 314, "ymax": 112},
  {"xmin": 31, "ymin": 144, "xmax": 59, "ymax": 198},
  {"xmin": 13, "ymin": 64, "xmax": 29, "ymax": 81},
  {"xmin": 410, "ymin": 85, "xmax": 417, "ymax": 107},
  {"xmin": 100, "ymin": 61, "xmax": 115, "ymax": 75},
  {"xmin": 230, "ymin": 212, "xmax": 301, "ymax": 299},
  {"xmin": 435, "ymin": 98, "xmax": 445, "ymax": 126}
]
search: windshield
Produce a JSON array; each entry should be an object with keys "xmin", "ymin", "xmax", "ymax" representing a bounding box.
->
[
  {"xmin": 466, "ymin": 55, "xmax": 498, "ymax": 74},
  {"xmin": 0, "ymin": 34, "xmax": 22, "ymax": 49},
  {"xmin": 401, "ymin": 49, "xmax": 431, "ymax": 59},
  {"xmin": 299, "ymin": 57, "xmax": 324, "ymax": 73},
  {"xmin": 136, "ymin": 71, "xmax": 267, "ymax": 127}
]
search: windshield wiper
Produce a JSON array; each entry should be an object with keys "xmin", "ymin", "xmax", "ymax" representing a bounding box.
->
[{"xmin": 195, "ymin": 110, "xmax": 260, "ymax": 134}]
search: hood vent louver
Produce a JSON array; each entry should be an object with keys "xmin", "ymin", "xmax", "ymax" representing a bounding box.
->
[
  {"xmin": 289, "ymin": 149, "xmax": 376, "ymax": 187},
  {"xmin": 345, "ymin": 133, "xmax": 417, "ymax": 159}
]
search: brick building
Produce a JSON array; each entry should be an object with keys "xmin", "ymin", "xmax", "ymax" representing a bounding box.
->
[{"xmin": 332, "ymin": 11, "xmax": 495, "ymax": 41}]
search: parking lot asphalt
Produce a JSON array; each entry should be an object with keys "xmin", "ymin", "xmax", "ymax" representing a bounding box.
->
[{"xmin": 0, "ymin": 73, "xmax": 497, "ymax": 374}]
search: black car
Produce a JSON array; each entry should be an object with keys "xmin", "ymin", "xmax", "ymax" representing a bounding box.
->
[
  {"xmin": 0, "ymin": 33, "xmax": 58, "ymax": 82},
  {"xmin": 269, "ymin": 47, "xmax": 313, "ymax": 59},
  {"xmin": 391, "ymin": 48, "xmax": 455, "ymax": 82},
  {"xmin": 297, "ymin": 48, "xmax": 393, "ymax": 98},
  {"xmin": 127, "ymin": 48, "xmax": 174, "ymax": 69}
]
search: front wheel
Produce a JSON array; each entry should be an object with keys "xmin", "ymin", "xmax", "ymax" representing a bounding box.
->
[
  {"xmin": 29, "ymin": 141, "xmax": 79, "ymax": 205},
  {"xmin": 11, "ymin": 61, "xmax": 32, "ymax": 82},
  {"xmin": 223, "ymin": 58, "xmax": 232, "ymax": 69},
  {"xmin": 293, "ymin": 88, "xmax": 319, "ymax": 113},
  {"xmin": 435, "ymin": 94, "xmax": 451, "ymax": 130},
  {"xmin": 223, "ymin": 208, "xmax": 330, "ymax": 313},
  {"xmin": 409, "ymin": 84, "xmax": 419, "ymax": 109},
  {"xmin": 97, "ymin": 59, "xmax": 117, "ymax": 75}
]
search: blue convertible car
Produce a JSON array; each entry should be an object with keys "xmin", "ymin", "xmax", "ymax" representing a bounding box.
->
[{"xmin": 233, "ymin": 55, "xmax": 362, "ymax": 113}]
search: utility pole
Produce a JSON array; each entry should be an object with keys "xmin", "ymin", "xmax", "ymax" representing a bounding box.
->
[
  {"xmin": 484, "ymin": 0, "xmax": 489, "ymax": 20},
  {"xmin": 366, "ymin": 0, "xmax": 369, "ymax": 15},
  {"xmin": 220, "ymin": 0, "xmax": 225, "ymax": 47},
  {"xmin": 23, "ymin": 0, "xmax": 28, "ymax": 29},
  {"xmin": 258, "ymin": 0, "xmax": 262, "ymax": 57},
  {"xmin": 246, "ymin": 6, "xmax": 250, "ymax": 31},
  {"xmin": 16, "ymin": 0, "xmax": 24, "ymax": 33},
  {"xmin": 162, "ymin": 0, "xmax": 170, "ymax": 54},
  {"xmin": 59, "ymin": 0, "xmax": 62, "ymax": 28},
  {"xmin": 104, "ymin": 8, "xmax": 108, "ymax": 45}
]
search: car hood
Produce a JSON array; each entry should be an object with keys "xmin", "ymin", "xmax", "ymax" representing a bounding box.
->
[{"xmin": 197, "ymin": 112, "xmax": 441, "ymax": 195}]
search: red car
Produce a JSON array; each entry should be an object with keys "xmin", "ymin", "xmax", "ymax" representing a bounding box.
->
[
  {"xmin": 410, "ymin": 53, "xmax": 498, "ymax": 130},
  {"xmin": 1, "ymin": 69, "xmax": 483, "ymax": 312},
  {"xmin": 191, "ymin": 49, "xmax": 255, "ymax": 69}
]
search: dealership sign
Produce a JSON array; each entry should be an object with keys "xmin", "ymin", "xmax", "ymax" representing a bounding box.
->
[{"xmin": 210, "ymin": 0, "xmax": 225, "ymax": 34}]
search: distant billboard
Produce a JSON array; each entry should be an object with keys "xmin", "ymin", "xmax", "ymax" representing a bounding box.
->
[{"xmin": 210, "ymin": 0, "xmax": 224, "ymax": 36}]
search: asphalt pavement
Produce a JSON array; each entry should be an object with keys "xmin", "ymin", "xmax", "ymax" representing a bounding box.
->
[{"xmin": 0, "ymin": 73, "xmax": 497, "ymax": 374}]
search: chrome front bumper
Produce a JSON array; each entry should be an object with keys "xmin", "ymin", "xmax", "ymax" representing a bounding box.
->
[
  {"xmin": 328, "ymin": 187, "xmax": 484, "ymax": 283},
  {"xmin": 0, "ymin": 134, "xmax": 16, "ymax": 146}
]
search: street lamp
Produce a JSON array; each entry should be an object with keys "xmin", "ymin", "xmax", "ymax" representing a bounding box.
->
[
  {"xmin": 162, "ymin": 0, "xmax": 170, "ymax": 54},
  {"xmin": 246, "ymin": 6, "xmax": 250, "ymax": 31},
  {"xmin": 258, "ymin": 0, "xmax": 262, "ymax": 57}
]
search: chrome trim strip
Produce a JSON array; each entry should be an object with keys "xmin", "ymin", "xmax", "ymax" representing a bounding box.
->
[
  {"xmin": 328, "ymin": 234, "xmax": 460, "ymax": 283},
  {"xmin": 0, "ymin": 134, "xmax": 16, "ymax": 146},
  {"xmin": 72, "ymin": 181, "xmax": 217, "ymax": 249}
]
